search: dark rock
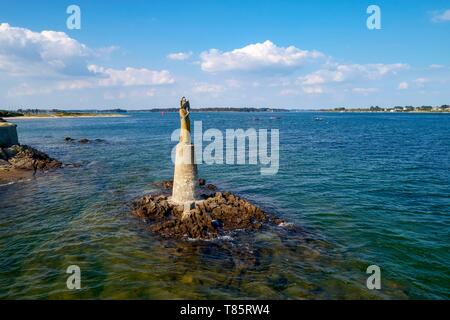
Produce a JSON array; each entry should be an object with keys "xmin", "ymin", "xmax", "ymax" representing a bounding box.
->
[
  {"xmin": 0, "ymin": 148, "xmax": 7, "ymax": 160},
  {"xmin": 198, "ymin": 178, "xmax": 206, "ymax": 186},
  {"xmin": 267, "ymin": 275, "xmax": 289, "ymax": 291},
  {"xmin": 152, "ymin": 180, "xmax": 173, "ymax": 189},
  {"xmin": 0, "ymin": 159, "xmax": 11, "ymax": 168},
  {"xmin": 206, "ymin": 184, "xmax": 217, "ymax": 191},
  {"xmin": 212, "ymin": 219, "xmax": 223, "ymax": 229},
  {"xmin": 5, "ymin": 145, "xmax": 62, "ymax": 171},
  {"xmin": 63, "ymin": 162, "xmax": 82, "ymax": 168},
  {"xmin": 66, "ymin": 137, "xmax": 106, "ymax": 144},
  {"xmin": 132, "ymin": 190, "xmax": 284, "ymax": 240}
]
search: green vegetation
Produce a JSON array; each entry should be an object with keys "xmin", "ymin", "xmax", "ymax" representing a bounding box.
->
[
  {"xmin": 0, "ymin": 110, "xmax": 24, "ymax": 117},
  {"xmin": 2, "ymin": 109, "xmax": 124, "ymax": 117},
  {"xmin": 53, "ymin": 112, "xmax": 107, "ymax": 117}
]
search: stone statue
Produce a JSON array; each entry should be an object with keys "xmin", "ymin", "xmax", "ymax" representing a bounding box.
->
[
  {"xmin": 179, "ymin": 96, "xmax": 191, "ymax": 144},
  {"xmin": 172, "ymin": 97, "xmax": 198, "ymax": 206}
]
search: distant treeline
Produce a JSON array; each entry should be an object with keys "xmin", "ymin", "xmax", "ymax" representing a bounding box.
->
[
  {"xmin": 0, "ymin": 108, "xmax": 128, "ymax": 117},
  {"xmin": 2, "ymin": 107, "xmax": 289, "ymax": 114},
  {"xmin": 322, "ymin": 105, "xmax": 450, "ymax": 112},
  {"xmin": 133, "ymin": 107, "xmax": 290, "ymax": 112},
  {"xmin": 0, "ymin": 110, "xmax": 24, "ymax": 117},
  {"xmin": 14, "ymin": 108, "xmax": 128, "ymax": 114},
  {"xmin": 2, "ymin": 105, "xmax": 449, "ymax": 116}
]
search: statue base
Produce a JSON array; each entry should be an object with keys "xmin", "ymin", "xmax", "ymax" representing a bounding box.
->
[
  {"xmin": 133, "ymin": 185, "xmax": 286, "ymax": 239},
  {"xmin": 172, "ymin": 143, "xmax": 197, "ymax": 204}
]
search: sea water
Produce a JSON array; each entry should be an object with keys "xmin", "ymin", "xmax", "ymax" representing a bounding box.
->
[{"xmin": 0, "ymin": 112, "xmax": 449, "ymax": 299}]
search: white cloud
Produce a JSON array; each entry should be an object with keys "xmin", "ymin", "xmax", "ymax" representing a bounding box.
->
[
  {"xmin": 8, "ymin": 65, "xmax": 174, "ymax": 96},
  {"xmin": 192, "ymin": 82, "xmax": 224, "ymax": 94},
  {"xmin": 280, "ymin": 89, "xmax": 300, "ymax": 96},
  {"xmin": 298, "ymin": 63, "xmax": 408, "ymax": 85},
  {"xmin": 103, "ymin": 88, "xmax": 156, "ymax": 100},
  {"xmin": 398, "ymin": 82, "xmax": 409, "ymax": 90},
  {"xmin": 200, "ymin": 40, "xmax": 324, "ymax": 72},
  {"xmin": 352, "ymin": 87, "xmax": 379, "ymax": 94},
  {"xmin": 301, "ymin": 73, "xmax": 326, "ymax": 85},
  {"xmin": 225, "ymin": 79, "xmax": 240, "ymax": 88},
  {"xmin": 414, "ymin": 78, "xmax": 428, "ymax": 87},
  {"xmin": 431, "ymin": 9, "xmax": 450, "ymax": 22},
  {"xmin": 0, "ymin": 23, "xmax": 174, "ymax": 92},
  {"xmin": 167, "ymin": 51, "xmax": 192, "ymax": 61},
  {"xmin": 0, "ymin": 23, "xmax": 94, "ymax": 76},
  {"xmin": 87, "ymin": 65, "xmax": 174, "ymax": 87},
  {"xmin": 302, "ymin": 86, "xmax": 324, "ymax": 94},
  {"xmin": 429, "ymin": 64, "xmax": 444, "ymax": 69}
]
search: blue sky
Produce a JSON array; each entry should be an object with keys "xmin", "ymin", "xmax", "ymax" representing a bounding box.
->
[{"xmin": 0, "ymin": 0, "xmax": 449, "ymax": 109}]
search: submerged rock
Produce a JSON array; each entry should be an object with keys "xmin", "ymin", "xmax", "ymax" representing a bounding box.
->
[
  {"xmin": 65, "ymin": 137, "xmax": 107, "ymax": 144},
  {"xmin": 132, "ymin": 182, "xmax": 286, "ymax": 240},
  {"xmin": 152, "ymin": 180, "xmax": 174, "ymax": 190}
]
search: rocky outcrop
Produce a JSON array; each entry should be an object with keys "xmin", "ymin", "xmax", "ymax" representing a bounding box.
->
[
  {"xmin": 0, "ymin": 145, "xmax": 62, "ymax": 172},
  {"xmin": 133, "ymin": 182, "xmax": 286, "ymax": 240},
  {"xmin": 64, "ymin": 137, "xmax": 107, "ymax": 144},
  {"xmin": 0, "ymin": 119, "xmax": 19, "ymax": 147}
]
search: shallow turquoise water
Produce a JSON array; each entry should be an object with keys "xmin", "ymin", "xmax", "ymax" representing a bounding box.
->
[{"xmin": 0, "ymin": 112, "xmax": 449, "ymax": 299}]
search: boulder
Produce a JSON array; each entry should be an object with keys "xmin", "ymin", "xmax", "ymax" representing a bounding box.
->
[{"xmin": 1, "ymin": 145, "xmax": 62, "ymax": 171}]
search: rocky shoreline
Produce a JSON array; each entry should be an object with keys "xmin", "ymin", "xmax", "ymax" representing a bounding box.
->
[
  {"xmin": 0, "ymin": 145, "xmax": 62, "ymax": 185},
  {"xmin": 132, "ymin": 180, "xmax": 287, "ymax": 240}
]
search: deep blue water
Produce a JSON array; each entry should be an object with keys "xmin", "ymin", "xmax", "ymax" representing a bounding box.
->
[{"xmin": 0, "ymin": 112, "xmax": 449, "ymax": 299}]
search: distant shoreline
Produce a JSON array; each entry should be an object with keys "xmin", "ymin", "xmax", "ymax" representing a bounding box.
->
[
  {"xmin": 7, "ymin": 114, "xmax": 127, "ymax": 119},
  {"xmin": 2, "ymin": 108, "xmax": 449, "ymax": 117},
  {"xmin": 318, "ymin": 110, "xmax": 450, "ymax": 114}
]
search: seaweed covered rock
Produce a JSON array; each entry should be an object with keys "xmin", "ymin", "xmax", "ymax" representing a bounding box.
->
[
  {"xmin": 205, "ymin": 192, "xmax": 268, "ymax": 230},
  {"xmin": 1, "ymin": 145, "xmax": 62, "ymax": 171},
  {"xmin": 132, "ymin": 190, "xmax": 281, "ymax": 240}
]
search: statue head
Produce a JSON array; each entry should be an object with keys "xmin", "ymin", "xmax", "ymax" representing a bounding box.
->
[{"xmin": 180, "ymin": 96, "xmax": 190, "ymax": 111}]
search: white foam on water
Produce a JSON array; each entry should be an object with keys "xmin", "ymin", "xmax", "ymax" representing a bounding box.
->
[
  {"xmin": 0, "ymin": 181, "xmax": 15, "ymax": 187},
  {"xmin": 187, "ymin": 234, "xmax": 234, "ymax": 242},
  {"xmin": 278, "ymin": 222, "xmax": 294, "ymax": 228}
]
